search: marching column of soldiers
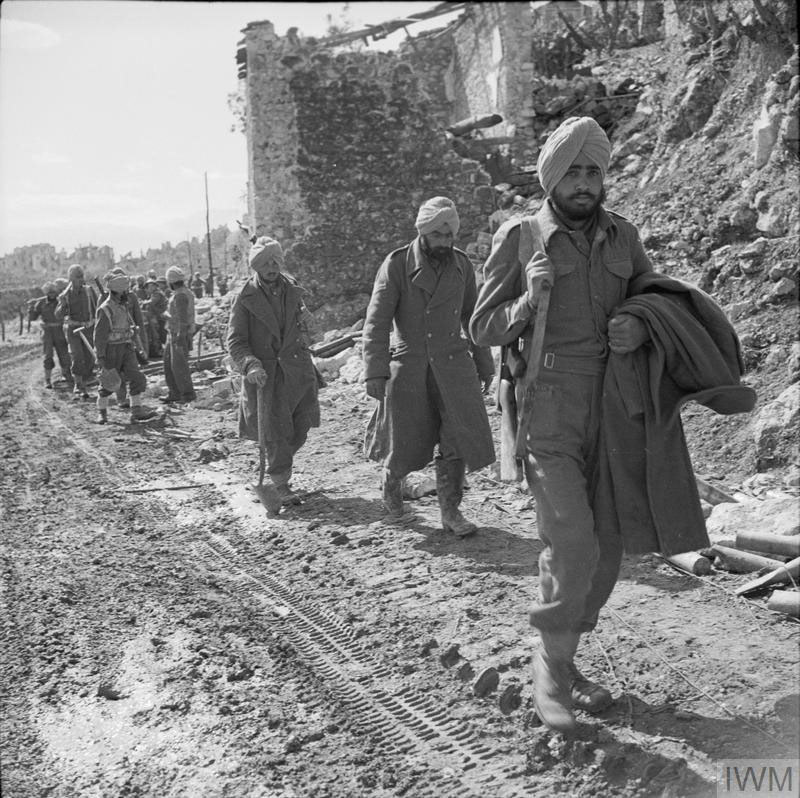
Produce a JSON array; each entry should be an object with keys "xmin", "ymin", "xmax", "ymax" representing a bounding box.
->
[{"xmin": 23, "ymin": 117, "xmax": 756, "ymax": 736}]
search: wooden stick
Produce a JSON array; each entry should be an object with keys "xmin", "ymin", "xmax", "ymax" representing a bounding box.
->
[
  {"xmin": 514, "ymin": 284, "xmax": 551, "ymax": 461},
  {"xmin": 695, "ymin": 475, "xmax": 737, "ymax": 505}
]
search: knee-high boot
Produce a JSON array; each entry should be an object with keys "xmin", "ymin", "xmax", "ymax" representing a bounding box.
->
[
  {"xmin": 381, "ymin": 468, "xmax": 407, "ymax": 517},
  {"xmin": 435, "ymin": 458, "xmax": 477, "ymax": 538},
  {"xmin": 533, "ymin": 630, "xmax": 580, "ymax": 734}
]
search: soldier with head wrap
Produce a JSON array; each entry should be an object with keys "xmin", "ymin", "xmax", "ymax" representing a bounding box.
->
[
  {"xmin": 93, "ymin": 271, "xmax": 156, "ymax": 424},
  {"xmin": 161, "ymin": 265, "xmax": 197, "ymax": 404},
  {"xmin": 226, "ymin": 235, "xmax": 320, "ymax": 504},
  {"xmin": 29, "ymin": 281, "xmax": 71, "ymax": 388},
  {"xmin": 471, "ymin": 116, "xmax": 754, "ymax": 733},
  {"xmin": 362, "ymin": 196, "xmax": 495, "ymax": 535},
  {"xmin": 55, "ymin": 263, "xmax": 99, "ymax": 399}
]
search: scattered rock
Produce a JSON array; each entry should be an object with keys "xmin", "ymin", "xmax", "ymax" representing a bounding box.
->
[
  {"xmin": 439, "ymin": 643, "xmax": 461, "ymax": 668},
  {"xmin": 96, "ymin": 684, "xmax": 123, "ymax": 701},
  {"xmin": 473, "ymin": 666, "xmax": 500, "ymax": 697}
]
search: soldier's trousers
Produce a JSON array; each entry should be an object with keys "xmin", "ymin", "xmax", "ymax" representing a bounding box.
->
[
  {"xmin": 66, "ymin": 326, "xmax": 94, "ymax": 382},
  {"xmin": 42, "ymin": 329, "xmax": 70, "ymax": 374},
  {"xmin": 522, "ymin": 369, "xmax": 623, "ymax": 634},
  {"xmin": 164, "ymin": 333, "xmax": 196, "ymax": 402}
]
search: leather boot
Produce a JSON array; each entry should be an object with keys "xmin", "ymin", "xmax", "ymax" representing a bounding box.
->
[
  {"xmin": 129, "ymin": 394, "xmax": 156, "ymax": 422},
  {"xmin": 274, "ymin": 479, "xmax": 301, "ymax": 506},
  {"xmin": 532, "ymin": 631, "xmax": 580, "ymax": 734},
  {"xmin": 44, "ymin": 368, "xmax": 53, "ymax": 389},
  {"xmin": 381, "ymin": 469, "xmax": 407, "ymax": 517},
  {"xmin": 568, "ymin": 662, "xmax": 613, "ymax": 713},
  {"xmin": 95, "ymin": 395, "xmax": 109, "ymax": 425},
  {"xmin": 435, "ymin": 458, "xmax": 477, "ymax": 537}
]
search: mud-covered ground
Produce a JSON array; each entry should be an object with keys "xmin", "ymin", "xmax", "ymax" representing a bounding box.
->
[{"xmin": 1, "ymin": 335, "xmax": 798, "ymax": 798}]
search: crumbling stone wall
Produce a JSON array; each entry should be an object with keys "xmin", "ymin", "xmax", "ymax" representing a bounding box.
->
[{"xmin": 242, "ymin": 22, "xmax": 492, "ymax": 315}]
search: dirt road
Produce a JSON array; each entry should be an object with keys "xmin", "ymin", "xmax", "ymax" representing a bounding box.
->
[{"xmin": 1, "ymin": 339, "xmax": 798, "ymax": 798}]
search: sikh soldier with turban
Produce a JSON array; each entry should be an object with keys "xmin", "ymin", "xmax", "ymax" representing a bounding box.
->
[
  {"xmin": 29, "ymin": 281, "xmax": 71, "ymax": 389},
  {"xmin": 162, "ymin": 266, "xmax": 197, "ymax": 404},
  {"xmin": 226, "ymin": 236, "xmax": 320, "ymax": 504},
  {"xmin": 56, "ymin": 263, "xmax": 98, "ymax": 400},
  {"xmin": 470, "ymin": 116, "xmax": 755, "ymax": 733},
  {"xmin": 362, "ymin": 196, "xmax": 495, "ymax": 536},
  {"xmin": 93, "ymin": 272, "xmax": 156, "ymax": 424}
]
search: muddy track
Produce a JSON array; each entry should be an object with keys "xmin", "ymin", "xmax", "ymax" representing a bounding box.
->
[{"xmin": 1, "ymin": 342, "xmax": 798, "ymax": 798}]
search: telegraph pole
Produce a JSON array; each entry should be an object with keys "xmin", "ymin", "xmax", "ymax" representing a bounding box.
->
[{"xmin": 204, "ymin": 171, "xmax": 214, "ymax": 296}]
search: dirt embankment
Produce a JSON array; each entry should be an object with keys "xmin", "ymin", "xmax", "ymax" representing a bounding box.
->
[{"xmin": 1, "ymin": 333, "xmax": 798, "ymax": 798}]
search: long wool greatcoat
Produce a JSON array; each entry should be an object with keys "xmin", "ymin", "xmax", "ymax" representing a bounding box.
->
[
  {"xmin": 597, "ymin": 272, "xmax": 757, "ymax": 555},
  {"xmin": 363, "ymin": 238, "xmax": 495, "ymax": 474},
  {"xmin": 227, "ymin": 274, "xmax": 320, "ymax": 443}
]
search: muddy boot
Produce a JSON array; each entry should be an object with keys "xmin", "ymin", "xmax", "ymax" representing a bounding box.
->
[
  {"xmin": 44, "ymin": 368, "xmax": 53, "ymax": 389},
  {"xmin": 381, "ymin": 469, "xmax": 408, "ymax": 518},
  {"xmin": 95, "ymin": 395, "xmax": 109, "ymax": 425},
  {"xmin": 116, "ymin": 386, "xmax": 130, "ymax": 409},
  {"xmin": 568, "ymin": 662, "xmax": 613, "ymax": 713},
  {"xmin": 435, "ymin": 458, "xmax": 477, "ymax": 537},
  {"xmin": 129, "ymin": 394, "xmax": 156, "ymax": 422},
  {"xmin": 532, "ymin": 631, "xmax": 579, "ymax": 734},
  {"xmin": 275, "ymin": 483, "xmax": 301, "ymax": 506},
  {"xmin": 72, "ymin": 376, "xmax": 84, "ymax": 401}
]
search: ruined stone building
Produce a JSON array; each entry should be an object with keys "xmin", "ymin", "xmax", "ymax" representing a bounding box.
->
[{"xmin": 236, "ymin": 1, "xmax": 663, "ymax": 315}]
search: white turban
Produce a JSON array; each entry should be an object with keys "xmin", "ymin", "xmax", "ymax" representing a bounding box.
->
[
  {"xmin": 415, "ymin": 196, "xmax": 460, "ymax": 237},
  {"xmin": 249, "ymin": 236, "xmax": 284, "ymax": 270},
  {"xmin": 104, "ymin": 273, "xmax": 129, "ymax": 294},
  {"xmin": 165, "ymin": 265, "xmax": 185, "ymax": 284},
  {"xmin": 536, "ymin": 116, "xmax": 611, "ymax": 196}
]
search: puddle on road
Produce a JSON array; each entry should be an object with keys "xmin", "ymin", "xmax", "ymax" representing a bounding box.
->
[{"xmin": 35, "ymin": 624, "xmax": 235, "ymax": 792}]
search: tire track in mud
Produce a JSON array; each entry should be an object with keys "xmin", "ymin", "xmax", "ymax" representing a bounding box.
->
[{"xmin": 193, "ymin": 534, "xmax": 526, "ymax": 798}]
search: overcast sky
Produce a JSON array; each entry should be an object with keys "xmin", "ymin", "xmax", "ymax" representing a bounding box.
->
[{"xmin": 0, "ymin": 1, "xmax": 459, "ymax": 259}]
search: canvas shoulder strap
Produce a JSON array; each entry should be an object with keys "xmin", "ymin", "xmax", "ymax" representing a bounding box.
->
[{"xmin": 517, "ymin": 216, "xmax": 547, "ymax": 266}]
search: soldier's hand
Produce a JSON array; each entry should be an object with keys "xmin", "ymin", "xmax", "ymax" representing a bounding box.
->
[
  {"xmin": 246, "ymin": 366, "xmax": 268, "ymax": 387},
  {"xmin": 365, "ymin": 377, "xmax": 386, "ymax": 401},
  {"xmin": 608, "ymin": 313, "xmax": 649, "ymax": 354},
  {"xmin": 524, "ymin": 251, "xmax": 554, "ymax": 307}
]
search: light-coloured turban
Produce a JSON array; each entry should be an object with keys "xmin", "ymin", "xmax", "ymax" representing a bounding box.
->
[
  {"xmin": 536, "ymin": 116, "xmax": 611, "ymax": 196},
  {"xmin": 104, "ymin": 273, "xmax": 129, "ymax": 293},
  {"xmin": 415, "ymin": 196, "xmax": 460, "ymax": 236},
  {"xmin": 165, "ymin": 265, "xmax": 185, "ymax": 284},
  {"xmin": 249, "ymin": 236, "xmax": 284, "ymax": 270},
  {"xmin": 67, "ymin": 264, "xmax": 84, "ymax": 279}
]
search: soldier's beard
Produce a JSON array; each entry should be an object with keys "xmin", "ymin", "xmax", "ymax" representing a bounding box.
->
[
  {"xmin": 421, "ymin": 238, "xmax": 453, "ymax": 263},
  {"xmin": 551, "ymin": 186, "xmax": 606, "ymax": 222}
]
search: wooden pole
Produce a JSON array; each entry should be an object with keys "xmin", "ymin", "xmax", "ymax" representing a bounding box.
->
[
  {"xmin": 204, "ymin": 172, "xmax": 214, "ymax": 296},
  {"xmin": 186, "ymin": 235, "xmax": 194, "ymax": 276}
]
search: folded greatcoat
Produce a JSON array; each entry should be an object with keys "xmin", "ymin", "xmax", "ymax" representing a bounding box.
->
[{"xmin": 596, "ymin": 272, "xmax": 757, "ymax": 555}]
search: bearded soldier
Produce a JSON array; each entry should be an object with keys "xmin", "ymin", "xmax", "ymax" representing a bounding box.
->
[
  {"xmin": 362, "ymin": 196, "xmax": 495, "ymax": 536},
  {"xmin": 471, "ymin": 116, "xmax": 755, "ymax": 733}
]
